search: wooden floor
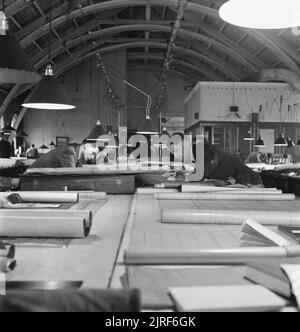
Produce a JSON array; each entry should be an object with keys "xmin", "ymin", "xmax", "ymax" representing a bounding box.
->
[{"xmin": 7, "ymin": 196, "xmax": 132, "ymax": 289}]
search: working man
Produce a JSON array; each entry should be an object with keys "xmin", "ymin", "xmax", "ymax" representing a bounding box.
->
[
  {"xmin": 30, "ymin": 141, "xmax": 98, "ymax": 168},
  {"xmin": 137, "ymin": 136, "xmax": 262, "ymax": 187},
  {"xmin": 26, "ymin": 144, "xmax": 39, "ymax": 159},
  {"xmin": 0, "ymin": 133, "xmax": 12, "ymax": 158},
  {"xmin": 203, "ymin": 141, "xmax": 262, "ymax": 186}
]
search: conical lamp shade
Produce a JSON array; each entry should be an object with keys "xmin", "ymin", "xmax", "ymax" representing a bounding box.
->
[
  {"xmin": 161, "ymin": 126, "xmax": 169, "ymax": 136},
  {"xmin": 22, "ymin": 65, "xmax": 76, "ymax": 110},
  {"xmin": 137, "ymin": 116, "xmax": 159, "ymax": 135},
  {"xmin": 49, "ymin": 142, "xmax": 56, "ymax": 147},
  {"xmin": 1, "ymin": 123, "xmax": 16, "ymax": 134},
  {"xmin": 219, "ymin": 0, "xmax": 300, "ymax": 30},
  {"xmin": 254, "ymin": 136, "xmax": 266, "ymax": 148},
  {"xmin": 39, "ymin": 144, "xmax": 49, "ymax": 150},
  {"xmin": 286, "ymin": 137, "xmax": 295, "ymax": 148},
  {"xmin": 16, "ymin": 130, "xmax": 28, "ymax": 138},
  {"xmin": 274, "ymin": 134, "xmax": 288, "ymax": 147},
  {"xmin": 0, "ymin": 26, "xmax": 40, "ymax": 84},
  {"xmin": 85, "ymin": 120, "xmax": 106, "ymax": 141},
  {"xmin": 244, "ymin": 131, "xmax": 254, "ymax": 141}
]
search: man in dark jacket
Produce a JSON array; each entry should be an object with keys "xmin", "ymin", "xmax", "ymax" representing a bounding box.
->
[
  {"xmin": 203, "ymin": 141, "xmax": 262, "ymax": 186},
  {"xmin": 0, "ymin": 133, "xmax": 12, "ymax": 159},
  {"xmin": 30, "ymin": 142, "xmax": 98, "ymax": 168}
]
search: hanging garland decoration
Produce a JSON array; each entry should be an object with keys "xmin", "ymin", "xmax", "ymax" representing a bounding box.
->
[
  {"xmin": 151, "ymin": 0, "xmax": 188, "ymax": 115},
  {"xmin": 95, "ymin": 52, "xmax": 125, "ymax": 132},
  {"xmin": 95, "ymin": 52, "xmax": 124, "ymax": 110}
]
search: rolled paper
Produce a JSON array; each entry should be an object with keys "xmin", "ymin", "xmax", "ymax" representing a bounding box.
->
[
  {"xmin": 155, "ymin": 193, "xmax": 295, "ymax": 201},
  {"xmin": 137, "ymin": 188, "xmax": 178, "ymax": 195},
  {"xmin": 124, "ymin": 246, "xmax": 300, "ymax": 266},
  {"xmin": 0, "ymin": 257, "xmax": 17, "ymax": 273},
  {"xmin": 0, "ymin": 210, "xmax": 92, "ymax": 238},
  {"xmin": 0, "ymin": 192, "xmax": 79, "ymax": 203},
  {"xmin": 78, "ymin": 192, "xmax": 107, "ymax": 201},
  {"xmin": 181, "ymin": 184, "xmax": 280, "ymax": 193},
  {"xmin": 161, "ymin": 209, "xmax": 300, "ymax": 226}
]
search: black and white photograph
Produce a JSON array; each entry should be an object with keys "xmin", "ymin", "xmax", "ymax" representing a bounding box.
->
[{"xmin": 1, "ymin": 0, "xmax": 300, "ymax": 315}]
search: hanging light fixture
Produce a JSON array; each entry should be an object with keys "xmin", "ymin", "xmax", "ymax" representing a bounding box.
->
[
  {"xmin": 39, "ymin": 144, "xmax": 49, "ymax": 150},
  {"xmin": 22, "ymin": 65, "xmax": 76, "ymax": 110},
  {"xmin": 123, "ymin": 80, "xmax": 158, "ymax": 135},
  {"xmin": 0, "ymin": 3, "xmax": 40, "ymax": 84},
  {"xmin": 85, "ymin": 120, "xmax": 107, "ymax": 141},
  {"xmin": 21, "ymin": 4, "xmax": 75, "ymax": 110},
  {"xmin": 49, "ymin": 141, "xmax": 56, "ymax": 147},
  {"xmin": 244, "ymin": 130, "xmax": 254, "ymax": 141},
  {"xmin": 219, "ymin": 0, "xmax": 300, "ymax": 30},
  {"xmin": 16, "ymin": 130, "xmax": 28, "ymax": 138},
  {"xmin": 1, "ymin": 123, "xmax": 16, "ymax": 135},
  {"xmin": 254, "ymin": 136, "xmax": 266, "ymax": 148},
  {"xmin": 137, "ymin": 115, "xmax": 159, "ymax": 135},
  {"xmin": 274, "ymin": 133, "xmax": 288, "ymax": 147},
  {"xmin": 161, "ymin": 125, "xmax": 169, "ymax": 137}
]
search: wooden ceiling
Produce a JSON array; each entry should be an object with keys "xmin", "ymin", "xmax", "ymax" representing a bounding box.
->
[{"xmin": 2, "ymin": 0, "xmax": 300, "ymax": 100}]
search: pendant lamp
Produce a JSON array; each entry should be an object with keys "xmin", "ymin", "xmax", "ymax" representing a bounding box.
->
[
  {"xmin": 137, "ymin": 115, "xmax": 159, "ymax": 135},
  {"xmin": 274, "ymin": 133, "xmax": 288, "ymax": 147},
  {"xmin": 85, "ymin": 120, "xmax": 107, "ymax": 141},
  {"xmin": 21, "ymin": 5, "xmax": 75, "ymax": 110},
  {"xmin": 1, "ymin": 123, "xmax": 16, "ymax": 135},
  {"xmin": 0, "ymin": 9, "xmax": 40, "ymax": 84},
  {"xmin": 22, "ymin": 64, "xmax": 75, "ymax": 110},
  {"xmin": 244, "ymin": 130, "xmax": 254, "ymax": 141},
  {"xmin": 254, "ymin": 136, "xmax": 266, "ymax": 148},
  {"xmin": 123, "ymin": 80, "xmax": 158, "ymax": 135},
  {"xmin": 39, "ymin": 144, "xmax": 49, "ymax": 150},
  {"xmin": 49, "ymin": 141, "xmax": 56, "ymax": 147},
  {"xmin": 219, "ymin": 0, "xmax": 300, "ymax": 30},
  {"xmin": 16, "ymin": 130, "xmax": 28, "ymax": 138},
  {"xmin": 161, "ymin": 126, "xmax": 169, "ymax": 137}
]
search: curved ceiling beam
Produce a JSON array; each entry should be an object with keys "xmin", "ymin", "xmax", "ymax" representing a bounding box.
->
[
  {"xmin": 127, "ymin": 53, "xmax": 224, "ymax": 81},
  {"xmin": 127, "ymin": 64, "xmax": 199, "ymax": 83},
  {"xmin": 56, "ymin": 40, "xmax": 240, "ymax": 80},
  {"xmin": 5, "ymin": 0, "xmax": 28, "ymax": 17},
  {"xmin": 14, "ymin": 39, "xmax": 225, "ymax": 102},
  {"xmin": 32, "ymin": 23, "xmax": 256, "ymax": 76},
  {"xmin": 15, "ymin": 0, "xmax": 298, "ymax": 74},
  {"xmin": 257, "ymin": 68, "xmax": 300, "ymax": 93},
  {"xmin": 18, "ymin": 0, "xmax": 216, "ymax": 47},
  {"xmin": 243, "ymin": 29, "xmax": 300, "ymax": 74},
  {"xmin": 53, "ymin": 41, "xmax": 232, "ymax": 80},
  {"xmin": 7, "ymin": 0, "xmax": 299, "ymax": 75},
  {"xmin": 196, "ymin": 24, "xmax": 267, "ymax": 70}
]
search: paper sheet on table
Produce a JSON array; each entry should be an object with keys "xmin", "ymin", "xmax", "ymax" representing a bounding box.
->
[{"xmin": 281, "ymin": 264, "xmax": 300, "ymax": 308}]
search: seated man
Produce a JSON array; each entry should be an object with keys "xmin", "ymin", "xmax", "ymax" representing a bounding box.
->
[
  {"xmin": 204, "ymin": 141, "xmax": 262, "ymax": 186},
  {"xmin": 137, "ymin": 137, "xmax": 262, "ymax": 187},
  {"xmin": 30, "ymin": 142, "xmax": 98, "ymax": 168},
  {"xmin": 26, "ymin": 144, "xmax": 39, "ymax": 159}
]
